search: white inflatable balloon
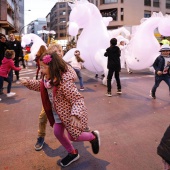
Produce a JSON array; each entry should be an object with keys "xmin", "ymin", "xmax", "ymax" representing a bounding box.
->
[{"xmin": 21, "ymin": 33, "xmax": 47, "ymax": 61}]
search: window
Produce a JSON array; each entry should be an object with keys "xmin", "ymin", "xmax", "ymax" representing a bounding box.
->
[
  {"xmin": 144, "ymin": 0, "xmax": 151, "ymax": 6},
  {"xmin": 60, "ymin": 33, "xmax": 66, "ymax": 37},
  {"xmin": 59, "ymin": 3, "xmax": 66, "ymax": 8},
  {"xmin": 59, "ymin": 25, "xmax": 66, "ymax": 30},
  {"xmin": 59, "ymin": 18, "xmax": 66, "ymax": 22},
  {"xmin": 103, "ymin": 0, "xmax": 117, "ymax": 4},
  {"xmin": 144, "ymin": 10, "xmax": 151, "ymax": 18},
  {"xmin": 166, "ymin": 0, "xmax": 170, "ymax": 9},
  {"xmin": 59, "ymin": 10, "xmax": 66, "ymax": 15},
  {"xmin": 153, "ymin": 0, "xmax": 159, "ymax": 7},
  {"xmin": 121, "ymin": 0, "xmax": 124, "ymax": 3},
  {"xmin": 121, "ymin": 8, "xmax": 124, "ymax": 21},
  {"xmin": 101, "ymin": 8, "xmax": 118, "ymax": 21}
]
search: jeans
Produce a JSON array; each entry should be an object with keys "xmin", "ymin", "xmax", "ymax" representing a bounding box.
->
[
  {"xmin": 107, "ymin": 69, "xmax": 121, "ymax": 92},
  {"xmin": 0, "ymin": 74, "xmax": 13, "ymax": 93},
  {"xmin": 74, "ymin": 68, "xmax": 84, "ymax": 87},
  {"xmin": 38, "ymin": 107, "xmax": 47, "ymax": 137},
  {"xmin": 54, "ymin": 123, "xmax": 95, "ymax": 153},
  {"xmin": 152, "ymin": 75, "xmax": 170, "ymax": 95},
  {"xmin": 14, "ymin": 61, "xmax": 19, "ymax": 80}
]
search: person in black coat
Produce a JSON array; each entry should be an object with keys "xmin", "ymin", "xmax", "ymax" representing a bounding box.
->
[
  {"xmin": 157, "ymin": 125, "xmax": 170, "ymax": 169},
  {"xmin": 7, "ymin": 33, "xmax": 23, "ymax": 83},
  {"xmin": 150, "ymin": 45, "xmax": 170, "ymax": 99},
  {"xmin": 104, "ymin": 38, "xmax": 122, "ymax": 97},
  {"xmin": 0, "ymin": 34, "xmax": 8, "ymax": 65}
]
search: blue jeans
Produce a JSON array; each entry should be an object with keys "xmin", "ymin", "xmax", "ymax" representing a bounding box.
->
[
  {"xmin": 0, "ymin": 74, "xmax": 13, "ymax": 93},
  {"xmin": 152, "ymin": 75, "xmax": 170, "ymax": 95},
  {"xmin": 74, "ymin": 68, "xmax": 84, "ymax": 88}
]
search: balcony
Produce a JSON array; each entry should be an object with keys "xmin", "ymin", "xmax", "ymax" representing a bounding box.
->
[
  {"xmin": 7, "ymin": 0, "xmax": 15, "ymax": 11},
  {"xmin": 7, "ymin": 14, "xmax": 14, "ymax": 25}
]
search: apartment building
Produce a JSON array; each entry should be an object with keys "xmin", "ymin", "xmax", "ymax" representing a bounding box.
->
[
  {"xmin": 98, "ymin": 0, "xmax": 170, "ymax": 31},
  {"xmin": 50, "ymin": 2, "xmax": 71, "ymax": 41},
  {"xmin": 0, "ymin": 0, "xmax": 24, "ymax": 35}
]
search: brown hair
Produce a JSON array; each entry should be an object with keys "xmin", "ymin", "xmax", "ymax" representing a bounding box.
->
[
  {"xmin": 47, "ymin": 44, "xmax": 63, "ymax": 55},
  {"xmin": 40, "ymin": 52, "xmax": 68, "ymax": 86},
  {"xmin": 5, "ymin": 50, "xmax": 15, "ymax": 59},
  {"xmin": 75, "ymin": 50, "xmax": 84, "ymax": 63},
  {"xmin": 36, "ymin": 45, "xmax": 47, "ymax": 57}
]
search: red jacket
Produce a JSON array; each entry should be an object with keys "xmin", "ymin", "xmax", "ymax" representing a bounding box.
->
[{"xmin": 0, "ymin": 57, "xmax": 21, "ymax": 78}]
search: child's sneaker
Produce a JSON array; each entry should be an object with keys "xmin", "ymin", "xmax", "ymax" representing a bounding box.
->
[
  {"xmin": 117, "ymin": 89, "xmax": 122, "ymax": 94},
  {"xmin": 105, "ymin": 92, "xmax": 112, "ymax": 97},
  {"xmin": 80, "ymin": 87, "xmax": 84, "ymax": 91},
  {"xmin": 60, "ymin": 149, "xmax": 80, "ymax": 167},
  {"xmin": 7, "ymin": 92, "xmax": 16, "ymax": 97},
  {"xmin": 90, "ymin": 130, "xmax": 100, "ymax": 154},
  {"xmin": 34, "ymin": 137, "xmax": 44, "ymax": 151},
  {"xmin": 0, "ymin": 98, "xmax": 1, "ymax": 101}
]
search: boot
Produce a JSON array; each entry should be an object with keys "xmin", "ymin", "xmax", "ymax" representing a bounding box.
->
[{"xmin": 36, "ymin": 75, "xmax": 38, "ymax": 80}]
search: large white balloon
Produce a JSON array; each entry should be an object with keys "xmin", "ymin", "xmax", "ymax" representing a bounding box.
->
[{"xmin": 21, "ymin": 33, "xmax": 47, "ymax": 61}]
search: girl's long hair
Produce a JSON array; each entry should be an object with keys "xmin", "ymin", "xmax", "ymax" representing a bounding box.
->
[
  {"xmin": 40, "ymin": 52, "xmax": 68, "ymax": 86},
  {"xmin": 75, "ymin": 51, "xmax": 84, "ymax": 63},
  {"xmin": 36, "ymin": 45, "xmax": 47, "ymax": 57}
]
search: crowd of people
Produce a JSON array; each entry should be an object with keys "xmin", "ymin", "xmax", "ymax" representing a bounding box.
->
[{"xmin": 0, "ymin": 32, "xmax": 170, "ymax": 168}]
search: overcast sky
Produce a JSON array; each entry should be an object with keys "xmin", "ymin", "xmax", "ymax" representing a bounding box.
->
[{"xmin": 24, "ymin": 0, "xmax": 57, "ymax": 25}]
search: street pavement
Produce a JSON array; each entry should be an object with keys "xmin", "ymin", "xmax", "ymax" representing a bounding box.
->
[{"xmin": 0, "ymin": 66, "xmax": 170, "ymax": 170}]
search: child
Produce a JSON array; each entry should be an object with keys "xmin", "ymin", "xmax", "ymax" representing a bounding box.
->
[
  {"xmin": 0, "ymin": 50, "xmax": 21, "ymax": 98},
  {"xmin": 150, "ymin": 44, "xmax": 170, "ymax": 99},
  {"xmin": 69, "ymin": 50, "xmax": 85, "ymax": 90},
  {"xmin": 20, "ymin": 51, "xmax": 100, "ymax": 167},
  {"xmin": 104, "ymin": 38, "xmax": 122, "ymax": 97},
  {"xmin": 35, "ymin": 45, "xmax": 47, "ymax": 80}
]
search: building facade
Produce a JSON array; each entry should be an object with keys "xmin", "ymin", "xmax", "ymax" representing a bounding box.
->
[
  {"xmin": 0, "ymin": 0, "xmax": 24, "ymax": 36},
  {"xmin": 98, "ymin": 0, "xmax": 170, "ymax": 32}
]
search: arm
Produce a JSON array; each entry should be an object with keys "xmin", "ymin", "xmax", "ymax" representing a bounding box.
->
[
  {"xmin": 20, "ymin": 79, "xmax": 41, "ymax": 92},
  {"xmin": 9, "ymin": 60, "xmax": 21, "ymax": 71}
]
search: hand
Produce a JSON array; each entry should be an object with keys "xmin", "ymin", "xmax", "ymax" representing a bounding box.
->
[
  {"xmin": 70, "ymin": 116, "xmax": 81, "ymax": 128},
  {"xmin": 20, "ymin": 78, "xmax": 29, "ymax": 86},
  {"xmin": 157, "ymin": 71, "xmax": 163, "ymax": 75}
]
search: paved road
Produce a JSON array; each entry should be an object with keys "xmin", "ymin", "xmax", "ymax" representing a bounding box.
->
[{"xmin": 0, "ymin": 67, "xmax": 169, "ymax": 170}]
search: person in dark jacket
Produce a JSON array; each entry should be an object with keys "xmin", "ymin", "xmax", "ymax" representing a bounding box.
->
[
  {"xmin": 104, "ymin": 38, "xmax": 122, "ymax": 97},
  {"xmin": 157, "ymin": 125, "xmax": 170, "ymax": 170},
  {"xmin": 0, "ymin": 34, "xmax": 8, "ymax": 66},
  {"xmin": 150, "ymin": 44, "xmax": 170, "ymax": 99},
  {"xmin": 7, "ymin": 33, "xmax": 23, "ymax": 83}
]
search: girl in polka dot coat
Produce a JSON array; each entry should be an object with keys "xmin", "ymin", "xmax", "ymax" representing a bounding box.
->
[{"xmin": 21, "ymin": 51, "xmax": 100, "ymax": 167}]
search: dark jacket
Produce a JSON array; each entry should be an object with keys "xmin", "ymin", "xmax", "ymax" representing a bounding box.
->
[
  {"xmin": 104, "ymin": 45, "xmax": 121, "ymax": 71},
  {"xmin": 0, "ymin": 41, "xmax": 8, "ymax": 65},
  {"xmin": 157, "ymin": 125, "xmax": 170, "ymax": 164},
  {"xmin": 7, "ymin": 40, "xmax": 23, "ymax": 62},
  {"xmin": 153, "ymin": 55, "xmax": 166, "ymax": 75}
]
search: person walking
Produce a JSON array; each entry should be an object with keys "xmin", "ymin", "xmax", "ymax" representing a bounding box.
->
[
  {"xmin": 69, "ymin": 50, "xmax": 85, "ymax": 91},
  {"xmin": 21, "ymin": 51, "xmax": 100, "ymax": 167},
  {"xmin": 104, "ymin": 38, "xmax": 122, "ymax": 97},
  {"xmin": 0, "ymin": 50, "xmax": 21, "ymax": 98},
  {"xmin": 150, "ymin": 44, "xmax": 170, "ymax": 99},
  {"xmin": 7, "ymin": 33, "xmax": 23, "ymax": 84}
]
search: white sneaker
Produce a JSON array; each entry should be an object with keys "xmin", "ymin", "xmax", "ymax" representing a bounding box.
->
[
  {"xmin": 16, "ymin": 80, "xmax": 20, "ymax": 84},
  {"xmin": 0, "ymin": 98, "xmax": 1, "ymax": 101},
  {"xmin": 7, "ymin": 92, "xmax": 16, "ymax": 97}
]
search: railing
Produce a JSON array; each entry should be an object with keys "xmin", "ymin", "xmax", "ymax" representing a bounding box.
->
[
  {"xmin": 7, "ymin": 14, "xmax": 14, "ymax": 25},
  {"xmin": 7, "ymin": 0, "xmax": 15, "ymax": 11}
]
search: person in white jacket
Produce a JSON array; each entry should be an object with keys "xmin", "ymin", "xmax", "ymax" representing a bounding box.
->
[{"xmin": 69, "ymin": 50, "xmax": 85, "ymax": 90}]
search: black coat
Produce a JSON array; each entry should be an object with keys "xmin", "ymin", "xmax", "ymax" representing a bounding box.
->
[
  {"xmin": 0, "ymin": 41, "xmax": 8, "ymax": 65},
  {"xmin": 157, "ymin": 125, "xmax": 170, "ymax": 164},
  {"xmin": 153, "ymin": 55, "xmax": 165, "ymax": 75},
  {"xmin": 7, "ymin": 40, "xmax": 23, "ymax": 62},
  {"xmin": 104, "ymin": 45, "xmax": 121, "ymax": 71}
]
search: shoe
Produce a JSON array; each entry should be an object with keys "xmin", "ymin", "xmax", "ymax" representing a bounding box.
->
[
  {"xmin": 7, "ymin": 92, "xmax": 16, "ymax": 97},
  {"xmin": 34, "ymin": 137, "xmax": 44, "ymax": 151},
  {"xmin": 83, "ymin": 126, "xmax": 91, "ymax": 132},
  {"xmin": 15, "ymin": 80, "xmax": 20, "ymax": 84},
  {"xmin": 36, "ymin": 75, "xmax": 38, "ymax": 80},
  {"xmin": 95, "ymin": 74, "xmax": 98, "ymax": 78},
  {"xmin": 105, "ymin": 92, "xmax": 112, "ymax": 97},
  {"xmin": 90, "ymin": 130, "xmax": 100, "ymax": 154},
  {"xmin": 128, "ymin": 71, "xmax": 132, "ymax": 74},
  {"xmin": 117, "ymin": 89, "xmax": 122, "ymax": 94},
  {"xmin": 0, "ymin": 98, "xmax": 1, "ymax": 101},
  {"xmin": 60, "ymin": 149, "xmax": 80, "ymax": 167},
  {"xmin": 150, "ymin": 90, "xmax": 156, "ymax": 99},
  {"xmin": 80, "ymin": 87, "xmax": 84, "ymax": 91}
]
